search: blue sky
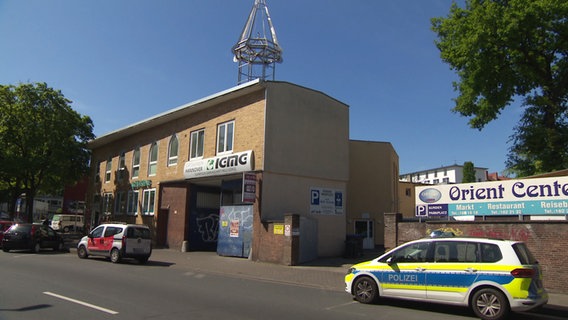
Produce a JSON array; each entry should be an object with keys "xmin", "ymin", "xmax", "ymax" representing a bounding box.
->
[{"xmin": 0, "ymin": 0, "xmax": 520, "ymax": 175}]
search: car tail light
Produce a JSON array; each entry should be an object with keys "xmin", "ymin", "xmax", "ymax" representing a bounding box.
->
[{"xmin": 511, "ymin": 268, "xmax": 535, "ymax": 278}]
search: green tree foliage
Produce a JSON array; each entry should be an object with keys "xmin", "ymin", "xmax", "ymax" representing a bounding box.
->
[
  {"xmin": 432, "ymin": 0, "xmax": 568, "ymax": 176},
  {"xmin": 0, "ymin": 82, "xmax": 95, "ymax": 221},
  {"xmin": 462, "ymin": 161, "xmax": 476, "ymax": 183}
]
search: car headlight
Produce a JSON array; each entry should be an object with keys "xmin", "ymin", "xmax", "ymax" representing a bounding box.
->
[{"xmin": 347, "ymin": 267, "xmax": 356, "ymax": 275}]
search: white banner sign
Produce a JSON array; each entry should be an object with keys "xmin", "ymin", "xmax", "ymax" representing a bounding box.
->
[{"xmin": 184, "ymin": 150, "xmax": 253, "ymax": 179}]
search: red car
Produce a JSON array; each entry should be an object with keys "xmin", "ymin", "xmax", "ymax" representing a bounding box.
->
[{"xmin": 0, "ymin": 221, "xmax": 14, "ymax": 247}]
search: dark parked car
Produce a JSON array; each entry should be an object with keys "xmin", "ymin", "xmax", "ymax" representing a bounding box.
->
[
  {"xmin": 2, "ymin": 224, "xmax": 64, "ymax": 253},
  {"xmin": 0, "ymin": 221, "xmax": 14, "ymax": 247}
]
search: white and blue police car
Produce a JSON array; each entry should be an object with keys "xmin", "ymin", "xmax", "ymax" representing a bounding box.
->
[{"xmin": 345, "ymin": 235, "xmax": 548, "ymax": 320}]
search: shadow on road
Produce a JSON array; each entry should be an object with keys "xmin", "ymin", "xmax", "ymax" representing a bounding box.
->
[{"xmin": 0, "ymin": 304, "xmax": 52, "ymax": 312}]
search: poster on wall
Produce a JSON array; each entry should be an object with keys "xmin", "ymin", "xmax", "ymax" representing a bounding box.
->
[
  {"xmin": 415, "ymin": 176, "xmax": 568, "ymax": 217},
  {"xmin": 242, "ymin": 172, "xmax": 256, "ymax": 203},
  {"xmin": 230, "ymin": 220, "xmax": 239, "ymax": 237},
  {"xmin": 310, "ymin": 187, "xmax": 344, "ymax": 214}
]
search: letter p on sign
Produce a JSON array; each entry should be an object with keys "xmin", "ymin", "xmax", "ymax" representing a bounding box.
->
[{"xmin": 311, "ymin": 190, "xmax": 320, "ymax": 205}]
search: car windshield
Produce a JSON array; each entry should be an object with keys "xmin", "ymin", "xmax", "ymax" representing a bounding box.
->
[{"xmin": 9, "ymin": 224, "xmax": 32, "ymax": 233}]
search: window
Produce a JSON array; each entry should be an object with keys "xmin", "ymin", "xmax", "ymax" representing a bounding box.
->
[
  {"xmin": 118, "ymin": 152, "xmax": 126, "ymax": 181},
  {"xmin": 190, "ymin": 129, "xmax": 205, "ymax": 159},
  {"xmin": 216, "ymin": 121, "xmax": 234, "ymax": 154},
  {"xmin": 132, "ymin": 148, "xmax": 140, "ymax": 178},
  {"xmin": 168, "ymin": 135, "xmax": 178, "ymax": 166},
  {"xmin": 105, "ymin": 157, "xmax": 112, "ymax": 182},
  {"xmin": 115, "ymin": 191, "xmax": 126, "ymax": 215},
  {"xmin": 104, "ymin": 226, "xmax": 123, "ymax": 237},
  {"xmin": 102, "ymin": 193, "xmax": 113, "ymax": 215},
  {"xmin": 127, "ymin": 190, "xmax": 139, "ymax": 215},
  {"xmin": 381, "ymin": 242, "xmax": 430, "ymax": 263},
  {"xmin": 434, "ymin": 241, "xmax": 479, "ymax": 263},
  {"xmin": 90, "ymin": 225, "xmax": 104, "ymax": 238},
  {"xmin": 148, "ymin": 142, "xmax": 158, "ymax": 176},
  {"xmin": 142, "ymin": 189, "xmax": 156, "ymax": 215}
]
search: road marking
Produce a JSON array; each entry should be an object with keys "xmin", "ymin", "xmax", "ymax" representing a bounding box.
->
[{"xmin": 43, "ymin": 291, "xmax": 119, "ymax": 315}]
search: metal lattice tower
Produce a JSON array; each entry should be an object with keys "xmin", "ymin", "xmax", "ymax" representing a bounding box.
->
[{"xmin": 232, "ymin": 0, "xmax": 283, "ymax": 84}]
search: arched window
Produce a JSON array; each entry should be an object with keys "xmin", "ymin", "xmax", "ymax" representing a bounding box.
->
[
  {"xmin": 148, "ymin": 142, "xmax": 158, "ymax": 176},
  {"xmin": 168, "ymin": 135, "xmax": 179, "ymax": 166}
]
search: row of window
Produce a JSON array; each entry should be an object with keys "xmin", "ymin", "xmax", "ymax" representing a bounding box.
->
[
  {"xmin": 101, "ymin": 189, "xmax": 156, "ymax": 216},
  {"xmin": 98, "ymin": 120, "xmax": 235, "ymax": 182}
]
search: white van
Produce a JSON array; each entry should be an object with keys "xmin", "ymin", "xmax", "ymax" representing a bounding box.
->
[{"xmin": 51, "ymin": 214, "xmax": 84, "ymax": 233}]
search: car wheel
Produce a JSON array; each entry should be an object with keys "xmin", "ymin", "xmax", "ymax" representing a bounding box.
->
[
  {"xmin": 63, "ymin": 226, "xmax": 70, "ymax": 233},
  {"xmin": 471, "ymin": 288, "xmax": 510, "ymax": 320},
  {"xmin": 110, "ymin": 248, "xmax": 121, "ymax": 263},
  {"xmin": 2, "ymin": 247, "xmax": 9, "ymax": 252},
  {"xmin": 77, "ymin": 245, "xmax": 88, "ymax": 259},
  {"xmin": 353, "ymin": 276, "xmax": 379, "ymax": 304}
]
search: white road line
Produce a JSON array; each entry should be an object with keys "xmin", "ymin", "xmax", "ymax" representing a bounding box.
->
[{"xmin": 43, "ymin": 291, "xmax": 119, "ymax": 315}]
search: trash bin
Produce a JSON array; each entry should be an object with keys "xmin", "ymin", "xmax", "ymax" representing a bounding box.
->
[{"xmin": 344, "ymin": 234, "xmax": 363, "ymax": 258}]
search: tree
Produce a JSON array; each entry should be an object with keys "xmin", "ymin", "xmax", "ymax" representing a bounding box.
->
[
  {"xmin": 0, "ymin": 82, "xmax": 95, "ymax": 222},
  {"xmin": 431, "ymin": 0, "xmax": 568, "ymax": 176},
  {"xmin": 462, "ymin": 161, "xmax": 476, "ymax": 183}
]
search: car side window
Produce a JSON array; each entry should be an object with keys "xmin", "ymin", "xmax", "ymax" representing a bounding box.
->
[
  {"xmin": 481, "ymin": 243, "xmax": 502, "ymax": 262},
  {"xmin": 104, "ymin": 227, "xmax": 123, "ymax": 237},
  {"xmin": 434, "ymin": 241, "xmax": 479, "ymax": 263},
  {"xmin": 388, "ymin": 242, "xmax": 430, "ymax": 263},
  {"xmin": 90, "ymin": 226, "xmax": 104, "ymax": 238}
]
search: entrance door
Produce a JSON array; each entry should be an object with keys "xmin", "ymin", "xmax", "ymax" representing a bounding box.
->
[{"xmin": 355, "ymin": 220, "xmax": 374, "ymax": 250}]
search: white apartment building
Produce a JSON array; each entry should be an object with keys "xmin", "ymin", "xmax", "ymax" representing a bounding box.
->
[{"xmin": 400, "ymin": 164, "xmax": 488, "ymax": 185}]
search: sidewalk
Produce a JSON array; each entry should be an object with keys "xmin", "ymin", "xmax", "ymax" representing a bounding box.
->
[{"xmin": 148, "ymin": 249, "xmax": 568, "ymax": 310}]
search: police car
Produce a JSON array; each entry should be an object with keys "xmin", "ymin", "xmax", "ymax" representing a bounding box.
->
[{"xmin": 345, "ymin": 235, "xmax": 548, "ymax": 320}]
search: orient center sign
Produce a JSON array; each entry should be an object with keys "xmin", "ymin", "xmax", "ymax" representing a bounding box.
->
[
  {"xmin": 415, "ymin": 175, "xmax": 568, "ymax": 217},
  {"xmin": 184, "ymin": 150, "xmax": 254, "ymax": 179}
]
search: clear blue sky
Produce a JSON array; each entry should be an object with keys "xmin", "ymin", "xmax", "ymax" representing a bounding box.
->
[{"xmin": 0, "ymin": 0, "xmax": 520, "ymax": 175}]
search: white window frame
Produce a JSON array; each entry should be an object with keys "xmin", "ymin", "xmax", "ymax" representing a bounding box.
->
[
  {"xmin": 142, "ymin": 188, "xmax": 156, "ymax": 215},
  {"xmin": 127, "ymin": 190, "xmax": 139, "ymax": 216},
  {"xmin": 148, "ymin": 142, "xmax": 158, "ymax": 176},
  {"xmin": 132, "ymin": 147, "xmax": 140, "ymax": 178},
  {"xmin": 105, "ymin": 157, "xmax": 112, "ymax": 183},
  {"xmin": 190, "ymin": 129, "xmax": 205, "ymax": 160},
  {"xmin": 118, "ymin": 152, "xmax": 126, "ymax": 181},
  {"xmin": 168, "ymin": 134, "xmax": 179, "ymax": 166},
  {"xmin": 216, "ymin": 121, "xmax": 234, "ymax": 155}
]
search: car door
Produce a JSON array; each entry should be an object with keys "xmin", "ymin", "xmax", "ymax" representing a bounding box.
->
[
  {"xmin": 379, "ymin": 241, "xmax": 430, "ymax": 299},
  {"xmin": 87, "ymin": 225, "xmax": 105, "ymax": 253},
  {"xmin": 426, "ymin": 241, "xmax": 480, "ymax": 302},
  {"xmin": 123, "ymin": 227, "xmax": 151, "ymax": 255}
]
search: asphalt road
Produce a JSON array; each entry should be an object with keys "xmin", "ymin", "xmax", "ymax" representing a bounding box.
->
[{"xmin": 0, "ymin": 249, "xmax": 566, "ymax": 320}]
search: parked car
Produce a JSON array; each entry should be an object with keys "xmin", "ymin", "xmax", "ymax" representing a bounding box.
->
[
  {"xmin": 0, "ymin": 221, "xmax": 14, "ymax": 247},
  {"xmin": 2, "ymin": 223, "xmax": 65, "ymax": 253},
  {"xmin": 51, "ymin": 214, "xmax": 84, "ymax": 233},
  {"xmin": 77, "ymin": 223, "xmax": 152, "ymax": 264},
  {"xmin": 345, "ymin": 235, "xmax": 548, "ymax": 320}
]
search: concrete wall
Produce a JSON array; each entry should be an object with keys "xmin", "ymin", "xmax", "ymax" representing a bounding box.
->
[
  {"xmin": 384, "ymin": 213, "xmax": 568, "ymax": 294},
  {"xmin": 260, "ymin": 82, "xmax": 350, "ymax": 257},
  {"xmin": 347, "ymin": 140, "xmax": 399, "ymax": 248}
]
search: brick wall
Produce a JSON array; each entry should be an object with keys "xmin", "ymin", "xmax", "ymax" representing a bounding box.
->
[
  {"xmin": 252, "ymin": 211, "xmax": 300, "ymax": 266},
  {"xmin": 384, "ymin": 213, "xmax": 568, "ymax": 293}
]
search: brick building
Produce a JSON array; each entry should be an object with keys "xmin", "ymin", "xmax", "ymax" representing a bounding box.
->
[{"xmin": 87, "ymin": 80, "xmax": 399, "ymax": 263}]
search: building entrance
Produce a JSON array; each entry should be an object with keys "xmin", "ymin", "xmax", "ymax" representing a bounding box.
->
[{"xmin": 355, "ymin": 220, "xmax": 374, "ymax": 250}]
